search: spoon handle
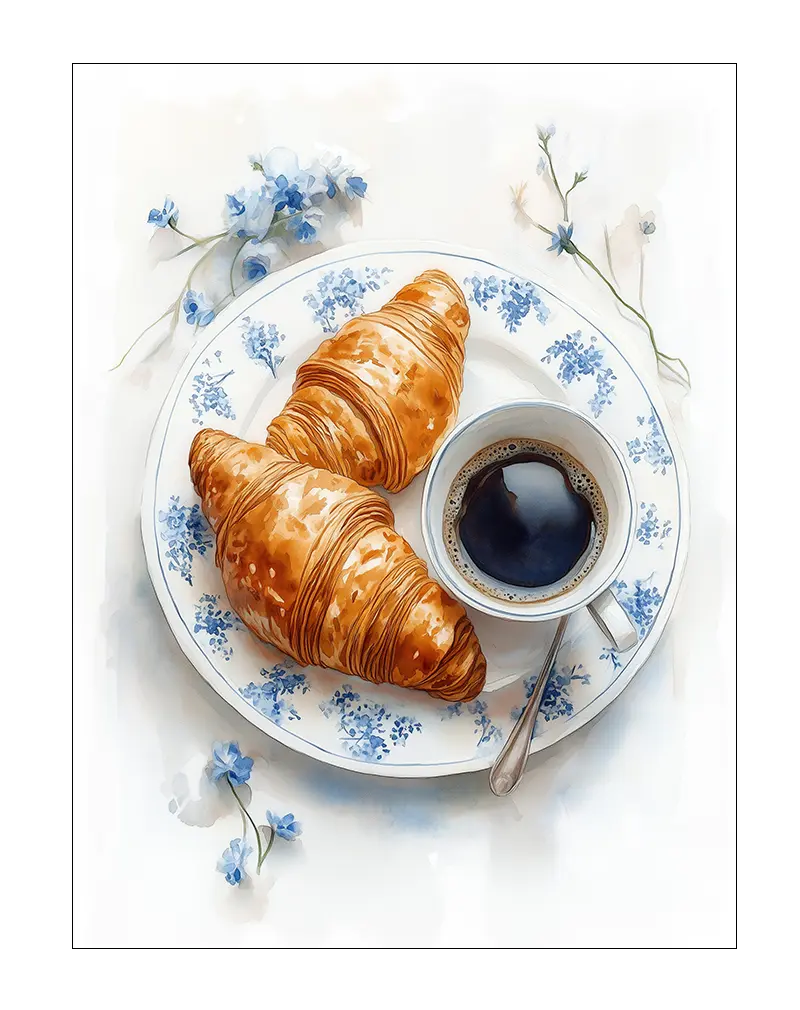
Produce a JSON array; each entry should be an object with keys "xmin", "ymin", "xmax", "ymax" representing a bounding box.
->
[{"xmin": 488, "ymin": 615, "xmax": 569, "ymax": 796}]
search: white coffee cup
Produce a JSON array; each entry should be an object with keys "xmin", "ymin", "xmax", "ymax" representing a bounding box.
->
[{"xmin": 421, "ymin": 399, "xmax": 638, "ymax": 651}]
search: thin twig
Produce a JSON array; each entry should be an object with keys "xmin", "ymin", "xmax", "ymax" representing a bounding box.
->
[
  {"xmin": 227, "ymin": 776, "xmax": 264, "ymax": 872},
  {"xmin": 638, "ymin": 246, "xmax": 648, "ymax": 319},
  {"xmin": 229, "ymin": 238, "xmax": 250, "ymax": 298},
  {"xmin": 574, "ymin": 246, "xmax": 690, "ymax": 386},
  {"xmin": 540, "ymin": 141, "xmax": 568, "ymax": 221},
  {"xmin": 603, "ymin": 225, "xmax": 623, "ymax": 289}
]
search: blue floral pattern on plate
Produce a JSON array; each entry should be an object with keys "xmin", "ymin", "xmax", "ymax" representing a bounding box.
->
[
  {"xmin": 320, "ymin": 685, "xmax": 422, "ymax": 761},
  {"xmin": 510, "ymin": 664, "xmax": 592, "ymax": 727},
  {"xmin": 635, "ymin": 502, "xmax": 673, "ymax": 547},
  {"xmin": 193, "ymin": 594, "xmax": 243, "ymax": 660},
  {"xmin": 541, "ymin": 330, "xmax": 617, "ymax": 417},
  {"xmin": 189, "ymin": 369, "xmax": 236, "ymax": 425},
  {"xmin": 599, "ymin": 645, "xmax": 623, "ymax": 672},
  {"xmin": 303, "ymin": 266, "xmax": 392, "ymax": 333},
  {"xmin": 441, "ymin": 699, "xmax": 502, "ymax": 748},
  {"xmin": 157, "ymin": 495, "xmax": 213, "ymax": 585},
  {"xmin": 613, "ymin": 575, "xmax": 664, "ymax": 639},
  {"xmin": 464, "ymin": 273, "xmax": 550, "ymax": 331},
  {"xmin": 144, "ymin": 246, "xmax": 685, "ymax": 776},
  {"xmin": 627, "ymin": 413, "xmax": 674, "ymax": 474},
  {"xmin": 239, "ymin": 661, "xmax": 309, "ymax": 725},
  {"xmin": 241, "ymin": 316, "xmax": 286, "ymax": 377}
]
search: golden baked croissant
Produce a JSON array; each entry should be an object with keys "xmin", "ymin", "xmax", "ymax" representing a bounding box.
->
[
  {"xmin": 265, "ymin": 269, "xmax": 470, "ymax": 492},
  {"xmin": 190, "ymin": 429, "xmax": 486, "ymax": 702}
]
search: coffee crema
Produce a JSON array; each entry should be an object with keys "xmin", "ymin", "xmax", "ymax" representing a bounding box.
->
[{"xmin": 442, "ymin": 438, "xmax": 608, "ymax": 603}]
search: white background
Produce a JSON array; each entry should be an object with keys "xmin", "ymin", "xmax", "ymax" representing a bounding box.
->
[{"xmin": 71, "ymin": 64, "xmax": 736, "ymax": 949}]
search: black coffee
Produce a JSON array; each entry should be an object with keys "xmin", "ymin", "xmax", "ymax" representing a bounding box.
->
[{"xmin": 443, "ymin": 438, "xmax": 607, "ymax": 604}]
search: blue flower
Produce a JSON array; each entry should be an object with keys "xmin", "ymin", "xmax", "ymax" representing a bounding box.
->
[
  {"xmin": 547, "ymin": 222, "xmax": 575, "ymax": 256},
  {"xmin": 640, "ymin": 220, "xmax": 656, "ymax": 235},
  {"xmin": 344, "ymin": 175, "xmax": 367, "ymax": 199},
  {"xmin": 242, "ymin": 255, "xmax": 270, "ymax": 282},
  {"xmin": 537, "ymin": 124, "xmax": 556, "ymax": 141},
  {"xmin": 189, "ymin": 374, "xmax": 236, "ymax": 427},
  {"xmin": 158, "ymin": 496, "xmax": 212, "ymax": 585},
  {"xmin": 209, "ymin": 740, "xmax": 253, "ymax": 785},
  {"xmin": 241, "ymin": 317, "xmax": 285, "ymax": 377},
  {"xmin": 257, "ymin": 148, "xmax": 327, "ymax": 210},
  {"xmin": 266, "ymin": 810, "xmax": 303, "ymax": 840},
  {"xmin": 217, "ymin": 837, "xmax": 253, "ymax": 886},
  {"xmin": 223, "ymin": 185, "xmax": 275, "ymax": 242},
  {"xmin": 272, "ymin": 175, "xmax": 306, "ymax": 213},
  {"xmin": 464, "ymin": 273, "xmax": 550, "ymax": 331},
  {"xmin": 322, "ymin": 154, "xmax": 368, "ymax": 200},
  {"xmin": 287, "ymin": 207, "xmax": 324, "ymax": 244},
  {"xmin": 183, "ymin": 290, "xmax": 215, "ymax": 327},
  {"xmin": 148, "ymin": 196, "xmax": 178, "ymax": 227},
  {"xmin": 536, "ymin": 157, "xmax": 547, "ymax": 176},
  {"xmin": 303, "ymin": 266, "xmax": 392, "ymax": 333}
]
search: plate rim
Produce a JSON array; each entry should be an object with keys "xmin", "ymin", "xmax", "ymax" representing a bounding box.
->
[{"xmin": 140, "ymin": 238, "xmax": 691, "ymax": 778}]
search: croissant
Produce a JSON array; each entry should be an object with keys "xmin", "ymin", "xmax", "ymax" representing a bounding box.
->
[
  {"xmin": 265, "ymin": 269, "xmax": 470, "ymax": 492},
  {"xmin": 189, "ymin": 429, "xmax": 486, "ymax": 702}
]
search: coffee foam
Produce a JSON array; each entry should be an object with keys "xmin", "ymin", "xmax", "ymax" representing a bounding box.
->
[{"xmin": 442, "ymin": 438, "xmax": 608, "ymax": 604}]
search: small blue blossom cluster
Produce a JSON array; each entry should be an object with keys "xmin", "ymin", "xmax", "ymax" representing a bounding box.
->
[
  {"xmin": 320, "ymin": 685, "xmax": 422, "ymax": 761},
  {"xmin": 239, "ymin": 662, "xmax": 309, "ymax": 726},
  {"xmin": 613, "ymin": 576, "xmax": 664, "ymax": 639},
  {"xmin": 210, "ymin": 740, "xmax": 254, "ymax": 786},
  {"xmin": 390, "ymin": 715, "xmax": 423, "ymax": 745},
  {"xmin": 137, "ymin": 146, "xmax": 370, "ymax": 363},
  {"xmin": 218, "ymin": 837, "xmax": 252, "ymax": 886},
  {"xmin": 208, "ymin": 741, "xmax": 303, "ymax": 887},
  {"xmin": 511, "ymin": 664, "xmax": 592, "ymax": 727},
  {"xmin": 626, "ymin": 414, "xmax": 674, "ymax": 474},
  {"xmin": 148, "ymin": 196, "xmax": 178, "ymax": 227},
  {"xmin": 599, "ymin": 645, "xmax": 622, "ymax": 672},
  {"xmin": 547, "ymin": 222, "xmax": 575, "ymax": 256},
  {"xmin": 463, "ymin": 274, "xmax": 550, "ymax": 332},
  {"xmin": 157, "ymin": 495, "xmax": 213, "ymax": 585},
  {"xmin": 266, "ymin": 810, "xmax": 303, "ymax": 841},
  {"xmin": 188, "ymin": 369, "xmax": 236, "ymax": 425},
  {"xmin": 304, "ymin": 266, "xmax": 392, "ymax": 333},
  {"xmin": 635, "ymin": 502, "xmax": 674, "ymax": 547},
  {"xmin": 541, "ymin": 664, "xmax": 591, "ymax": 720},
  {"xmin": 542, "ymin": 330, "xmax": 617, "ymax": 417},
  {"xmin": 193, "ymin": 593, "xmax": 243, "ymax": 660},
  {"xmin": 241, "ymin": 316, "xmax": 286, "ymax": 377},
  {"xmin": 183, "ymin": 290, "xmax": 215, "ymax": 328},
  {"xmin": 441, "ymin": 699, "xmax": 502, "ymax": 748}
]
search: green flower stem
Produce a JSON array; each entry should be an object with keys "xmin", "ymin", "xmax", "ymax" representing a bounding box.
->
[
  {"xmin": 573, "ymin": 246, "xmax": 690, "ymax": 386},
  {"xmin": 109, "ymin": 300, "xmax": 179, "ymax": 371},
  {"xmin": 229, "ymin": 238, "xmax": 250, "ymax": 298},
  {"xmin": 169, "ymin": 221, "xmax": 226, "ymax": 245},
  {"xmin": 110, "ymin": 240, "xmax": 224, "ymax": 371},
  {"xmin": 227, "ymin": 776, "xmax": 264, "ymax": 873},
  {"xmin": 540, "ymin": 141, "xmax": 569, "ymax": 221},
  {"xmin": 602, "ymin": 225, "xmax": 623, "ymax": 289},
  {"xmin": 257, "ymin": 826, "xmax": 276, "ymax": 872},
  {"xmin": 638, "ymin": 246, "xmax": 648, "ymax": 319},
  {"xmin": 113, "ymin": 208, "xmax": 316, "ymax": 372},
  {"xmin": 563, "ymin": 178, "xmax": 582, "ymax": 218}
]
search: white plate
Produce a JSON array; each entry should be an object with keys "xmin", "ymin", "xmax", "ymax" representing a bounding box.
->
[{"xmin": 142, "ymin": 240, "xmax": 689, "ymax": 778}]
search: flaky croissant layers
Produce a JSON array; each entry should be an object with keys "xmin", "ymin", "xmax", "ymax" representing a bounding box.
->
[
  {"xmin": 190, "ymin": 430, "xmax": 486, "ymax": 702},
  {"xmin": 265, "ymin": 269, "xmax": 470, "ymax": 491}
]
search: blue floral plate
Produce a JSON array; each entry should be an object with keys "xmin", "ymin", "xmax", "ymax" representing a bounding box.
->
[{"xmin": 142, "ymin": 240, "xmax": 689, "ymax": 778}]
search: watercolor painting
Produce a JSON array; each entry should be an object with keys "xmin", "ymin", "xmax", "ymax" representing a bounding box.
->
[{"xmin": 73, "ymin": 64, "xmax": 736, "ymax": 952}]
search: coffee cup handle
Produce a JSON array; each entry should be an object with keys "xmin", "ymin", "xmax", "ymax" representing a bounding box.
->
[{"xmin": 587, "ymin": 589, "xmax": 638, "ymax": 653}]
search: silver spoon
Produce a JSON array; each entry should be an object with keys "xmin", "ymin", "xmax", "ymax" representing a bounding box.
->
[{"xmin": 488, "ymin": 614, "xmax": 569, "ymax": 796}]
